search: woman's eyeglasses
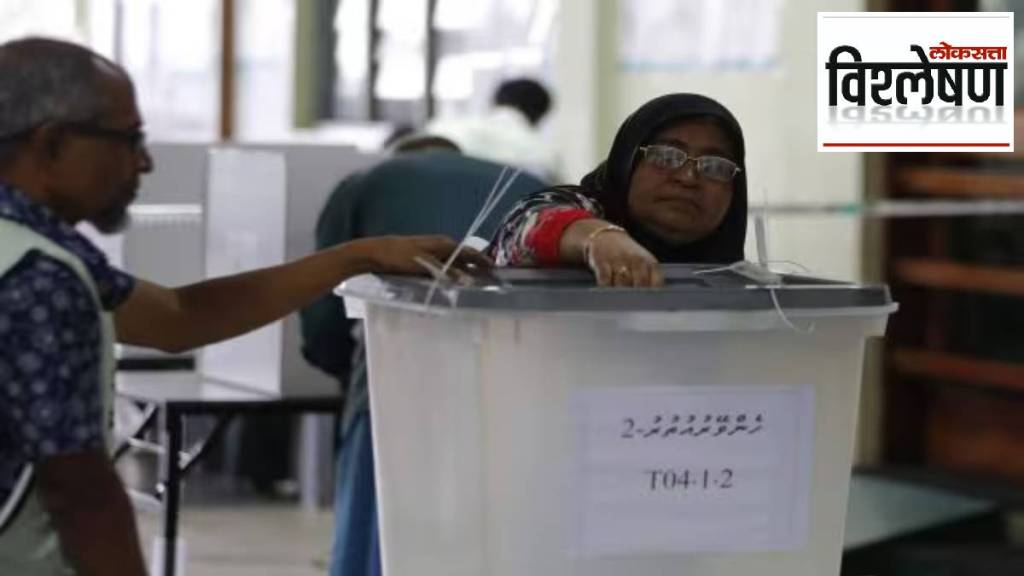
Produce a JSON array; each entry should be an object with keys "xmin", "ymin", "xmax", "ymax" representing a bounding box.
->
[{"xmin": 638, "ymin": 144, "xmax": 740, "ymax": 183}]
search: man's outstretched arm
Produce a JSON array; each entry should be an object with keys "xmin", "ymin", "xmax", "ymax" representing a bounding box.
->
[{"xmin": 115, "ymin": 235, "xmax": 486, "ymax": 353}]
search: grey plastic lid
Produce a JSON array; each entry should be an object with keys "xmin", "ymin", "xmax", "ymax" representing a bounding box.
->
[{"xmin": 337, "ymin": 264, "xmax": 895, "ymax": 313}]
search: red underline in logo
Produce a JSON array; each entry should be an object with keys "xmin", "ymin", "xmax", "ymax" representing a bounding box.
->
[{"xmin": 823, "ymin": 143, "xmax": 1011, "ymax": 147}]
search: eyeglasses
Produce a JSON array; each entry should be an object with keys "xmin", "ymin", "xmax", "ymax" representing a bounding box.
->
[
  {"xmin": 638, "ymin": 144, "xmax": 741, "ymax": 183},
  {"xmin": 0, "ymin": 122, "xmax": 147, "ymax": 153},
  {"xmin": 63, "ymin": 122, "xmax": 147, "ymax": 153}
]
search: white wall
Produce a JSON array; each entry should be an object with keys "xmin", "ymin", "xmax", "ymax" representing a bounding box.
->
[{"xmin": 234, "ymin": 0, "xmax": 296, "ymax": 141}]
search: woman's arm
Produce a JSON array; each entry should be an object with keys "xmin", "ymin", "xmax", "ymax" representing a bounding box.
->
[
  {"xmin": 488, "ymin": 187, "xmax": 602, "ymax": 266},
  {"xmin": 490, "ymin": 187, "xmax": 664, "ymax": 287}
]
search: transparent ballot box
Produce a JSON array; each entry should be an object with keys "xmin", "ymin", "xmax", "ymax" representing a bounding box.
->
[{"xmin": 338, "ymin": 265, "xmax": 897, "ymax": 576}]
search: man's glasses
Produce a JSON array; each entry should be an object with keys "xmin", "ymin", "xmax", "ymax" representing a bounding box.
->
[
  {"xmin": 638, "ymin": 144, "xmax": 741, "ymax": 183},
  {"xmin": 63, "ymin": 122, "xmax": 147, "ymax": 153},
  {"xmin": 0, "ymin": 122, "xmax": 146, "ymax": 153}
]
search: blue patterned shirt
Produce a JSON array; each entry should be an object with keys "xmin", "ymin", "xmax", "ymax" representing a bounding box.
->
[{"xmin": 0, "ymin": 184, "xmax": 135, "ymax": 508}]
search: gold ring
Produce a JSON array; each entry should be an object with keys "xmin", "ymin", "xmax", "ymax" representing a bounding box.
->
[{"xmin": 618, "ymin": 266, "xmax": 630, "ymax": 276}]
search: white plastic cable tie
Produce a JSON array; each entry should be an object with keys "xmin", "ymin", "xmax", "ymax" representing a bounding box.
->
[
  {"xmin": 753, "ymin": 185, "xmax": 811, "ymax": 333},
  {"xmin": 415, "ymin": 256, "xmax": 462, "ymax": 308},
  {"xmin": 730, "ymin": 260, "xmax": 783, "ymax": 285},
  {"xmin": 693, "ymin": 200, "xmax": 814, "ymax": 333},
  {"xmin": 475, "ymin": 168, "xmax": 521, "ymax": 233},
  {"xmin": 765, "ymin": 259, "xmax": 811, "ymax": 275},
  {"xmin": 423, "ymin": 167, "xmax": 507, "ymax": 305},
  {"xmin": 440, "ymin": 167, "xmax": 518, "ymax": 274},
  {"xmin": 769, "ymin": 286, "xmax": 815, "ymax": 334},
  {"xmin": 448, "ymin": 167, "xmax": 521, "ymax": 271},
  {"xmin": 692, "ymin": 260, "xmax": 781, "ymax": 284},
  {"xmin": 756, "ymin": 186, "xmax": 769, "ymax": 266},
  {"xmin": 424, "ymin": 167, "xmax": 521, "ymax": 306},
  {"xmin": 466, "ymin": 166, "xmax": 511, "ymax": 235},
  {"xmin": 691, "ymin": 263, "xmax": 813, "ymax": 334}
]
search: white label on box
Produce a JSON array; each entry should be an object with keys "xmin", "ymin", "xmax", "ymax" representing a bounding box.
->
[{"xmin": 571, "ymin": 385, "xmax": 815, "ymax": 556}]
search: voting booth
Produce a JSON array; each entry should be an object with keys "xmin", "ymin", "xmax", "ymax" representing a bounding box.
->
[
  {"xmin": 201, "ymin": 144, "xmax": 380, "ymax": 396},
  {"xmin": 339, "ymin": 266, "xmax": 897, "ymax": 576},
  {"xmin": 127, "ymin": 143, "xmax": 210, "ymax": 287},
  {"xmin": 101, "ymin": 142, "xmax": 378, "ymax": 392}
]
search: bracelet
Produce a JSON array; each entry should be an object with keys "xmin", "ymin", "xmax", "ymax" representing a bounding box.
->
[{"xmin": 581, "ymin": 223, "xmax": 627, "ymax": 266}]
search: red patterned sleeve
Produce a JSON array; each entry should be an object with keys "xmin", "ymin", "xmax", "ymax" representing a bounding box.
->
[
  {"xmin": 488, "ymin": 187, "xmax": 604, "ymax": 267},
  {"xmin": 524, "ymin": 208, "xmax": 594, "ymax": 266}
]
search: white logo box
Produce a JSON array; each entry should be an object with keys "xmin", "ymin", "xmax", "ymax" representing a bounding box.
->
[{"xmin": 817, "ymin": 12, "xmax": 1014, "ymax": 153}]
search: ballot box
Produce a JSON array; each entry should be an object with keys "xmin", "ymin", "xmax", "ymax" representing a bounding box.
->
[{"xmin": 337, "ymin": 265, "xmax": 897, "ymax": 576}]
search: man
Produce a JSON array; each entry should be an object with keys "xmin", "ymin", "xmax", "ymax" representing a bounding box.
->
[
  {"xmin": 426, "ymin": 78, "xmax": 559, "ymax": 181},
  {"xmin": 300, "ymin": 135, "xmax": 546, "ymax": 576},
  {"xmin": 0, "ymin": 38, "xmax": 482, "ymax": 576}
]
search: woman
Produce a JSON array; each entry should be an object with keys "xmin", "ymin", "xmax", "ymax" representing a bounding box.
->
[{"xmin": 489, "ymin": 93, "xmax": 747, "ymax": 285}]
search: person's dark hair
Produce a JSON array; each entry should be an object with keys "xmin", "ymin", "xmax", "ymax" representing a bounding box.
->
[
  {"xmin": 388, "ymin": 133, "xmax": 461, "ymax": 155},
  {"xmin": 493, "ymin": 78, "xmax": 552, "ymax": 126},
  {"xmin": 579, "ymin": 93, "xmax": 748, "ymax": 264},
  {"xmin": 382, "ymin": 123, "xmax": 416, "ymax": 150},
  {"xmin": 0, "ymin": 37, "xmax": 124, "ymax": 169}
]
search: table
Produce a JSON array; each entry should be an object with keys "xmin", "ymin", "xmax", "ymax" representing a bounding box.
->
[
  {"xmin": 114, "ymin": 371, "xmax": 342, "ymax": 576},
  {"xmin": 844, "ymin": 473, "xmax": 997, "ymax": 550},
  {"xmin": 843, "ymin": 471, "xmax": 1005, "ymax": 575}
]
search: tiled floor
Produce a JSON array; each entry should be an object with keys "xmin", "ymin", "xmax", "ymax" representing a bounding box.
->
[
  {"xmin": 136, "ymin": 502, "xmax": 333, "ymax": 576},
  {"xmin": 121, "ymin": 456, "xmax": 335, "ymax": 576}
]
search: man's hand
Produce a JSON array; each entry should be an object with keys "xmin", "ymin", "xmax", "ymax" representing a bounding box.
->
[{"xmin": 341, "ymin": 235, "xmax": 492, "ymax": 277}]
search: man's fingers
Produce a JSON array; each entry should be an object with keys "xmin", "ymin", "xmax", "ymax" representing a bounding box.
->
[
  {"xmin": 416, "ymin": 235, "xmax": 459, "ymax": 254},
  {"xmin": 412, "ymin": 255, "xmax": 447, "ymax": 278},
  {"xmin": 453, "ymin": 247, "xmax": 493, "ymax": 269},
  {"xmin": 446, "ymin": 266, "xmax": 476, "ymax": 286},
  {"xmin": 417, "ymin": 236, "xmax": 493, "ymax": 269}
]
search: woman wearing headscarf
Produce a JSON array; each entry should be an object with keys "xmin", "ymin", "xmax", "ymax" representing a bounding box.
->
[{"xmin": 489, "ymin": 93, "xmax": 747, "ymax": 285}]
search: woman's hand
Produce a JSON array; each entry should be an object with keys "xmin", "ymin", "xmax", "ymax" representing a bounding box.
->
[{"xmin": 586, "ymin": 231, "xmax": 665, "ymax": 288}]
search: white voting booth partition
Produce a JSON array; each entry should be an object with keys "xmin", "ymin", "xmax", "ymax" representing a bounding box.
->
[
  {"xmin": 128, "ymin": 143, "xmax": 209, "ymax": 288},
  {"xmin": 105, "ymin": 143, "xmax": 376, "ymax": 520},
  {"xmin": 201, "ymin": 144, "xmax": 379, "ymax": 396},
  {"xmin": 83, "ymin": 144, "xmax": 210, "ymax": 362},
  {"xmin": 103, "ymin": 142, "xmax": 376, "ymax": 396},
  {"xmin": 82, "ymin": 143, "xmax": 209, "ymax": 285},
  {"xmin": 110, "ymin": 142, "xmax": 378, "ymax": 394},
  {"xmin": 200, "ymin": 144, "xmax": 379, "ymax": 511}
]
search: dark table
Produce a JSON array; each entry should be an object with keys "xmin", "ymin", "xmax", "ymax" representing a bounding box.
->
[{"xmin": 114, "ymin": 371, "xmax": 341, "ymax": 576}]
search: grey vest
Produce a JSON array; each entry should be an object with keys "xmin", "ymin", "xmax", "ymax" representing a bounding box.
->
[{"xmin": 0, "ymin": 219, "xmax": 116, "ymax": 575}]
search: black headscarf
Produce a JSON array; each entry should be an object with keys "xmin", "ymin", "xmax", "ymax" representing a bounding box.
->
[{"xmin": 579, "ymin": 93, "xmax": 747, "ymax": 264}]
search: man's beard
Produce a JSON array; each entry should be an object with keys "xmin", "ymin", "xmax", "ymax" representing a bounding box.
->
[{"xmin": 92, "ymin": 198, "xmax": 132, "ymax": 234}]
